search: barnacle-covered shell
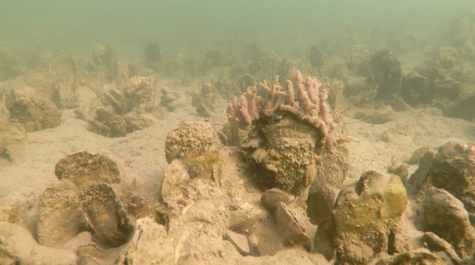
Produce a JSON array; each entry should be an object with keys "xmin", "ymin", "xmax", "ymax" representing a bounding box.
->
[
  {"xmin": 55, "ymin": 151, "xmax": 121, "ymax": 190},
  {"xmin": 165, "ymin": 121, "xmax": 222, "ymax": 163}
]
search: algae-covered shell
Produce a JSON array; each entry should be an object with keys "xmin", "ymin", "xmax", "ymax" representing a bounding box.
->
[
  {"xmin": 55, "ymin": 151, "xmax": 121, "ymax": 190},
  {"xmin": 79, "ymin": 183, "xmax": 133, "ymax": 247}
]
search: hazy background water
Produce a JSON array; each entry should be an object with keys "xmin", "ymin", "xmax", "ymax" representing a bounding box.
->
[{"xmin": 1, "ymin": 0, "xmax": 475, "ymax": 59}]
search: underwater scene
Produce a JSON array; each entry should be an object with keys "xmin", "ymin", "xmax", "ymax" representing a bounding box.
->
[{"xmin": 2, "ymin": 0, "xmax": 475, "ymax": 264}]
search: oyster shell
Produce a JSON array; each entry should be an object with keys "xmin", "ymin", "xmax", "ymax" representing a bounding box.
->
[
  {"xmin": 79, "ymin": 183, "xmax": 133, "ymax": 247},
  {"xmin": 275, "ymin": 202, "xmax": 310, "ymax": 246},
  {"xmin": 55, "ymin": 151, "xmax": 121, "ymax": 190},
  {"xmin": 37, "ymin": 180, "xmax": 84, "ymax": 247}
]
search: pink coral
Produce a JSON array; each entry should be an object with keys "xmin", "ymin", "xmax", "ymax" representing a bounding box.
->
[
  {"xmin": 227, "ymin": 87, "xmax": 260, "ymax": 131},
  {"xmin": 228, "ymin": 71, "xmax": 346, "ymax": 153}
]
